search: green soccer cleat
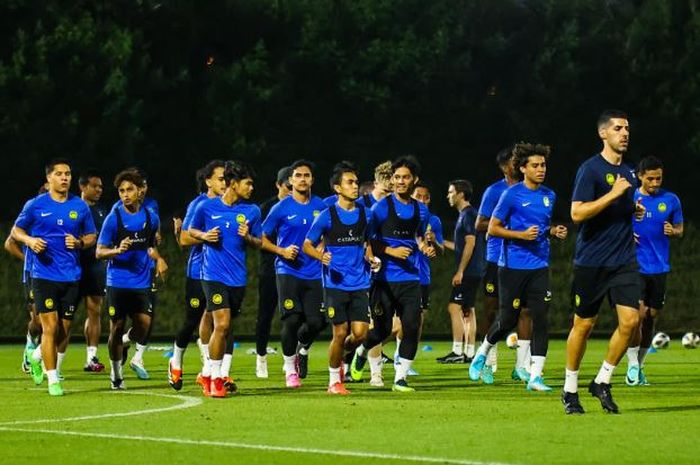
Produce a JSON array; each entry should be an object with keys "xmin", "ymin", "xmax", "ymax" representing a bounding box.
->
[
  {"xmin": 392, "ymin": 379, "xmax": 415, "ymax": 392},
  {"xmin": 48, "ymin": 382, "xmax": 64, "ymax": 396},
  {"xmin": 350, "ymin": 352, "xmax": 367, "ymax": 382},
  {"xmin": 28, "ymin": 353, "xmax": 44, "ymax": 386},
  {"xmin": 481, "ymin": 365, "xmax": 495, "ymax": 385}
]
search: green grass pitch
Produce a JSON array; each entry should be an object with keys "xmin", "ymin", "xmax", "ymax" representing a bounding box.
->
[{"xmin": 0, "ymin": 340, "xmax": 698, "ymax": 465}]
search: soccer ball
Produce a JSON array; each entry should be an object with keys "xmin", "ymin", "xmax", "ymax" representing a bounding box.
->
[
  {"xmin": 681, "ymin": 332, "xmax": 700, "ymax": 349},
  {"xmin": 506, "ymin": 332, "xmax": 518, "ymax": 349},
  {"xmin": 651, "ymin": 332, "xmax": 670, "ymax": 349}
]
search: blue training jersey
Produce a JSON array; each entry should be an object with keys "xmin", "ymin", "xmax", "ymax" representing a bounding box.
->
[
  {"xmin": 633, "ymin": 188, "xmax": 683, "ymax": 275},
  {"xmin": 182, "ymin": 193, "xmax": 209, "ymax": 280},
  {"xmin": 306, "ymin": 203, "xmax": 373, "ymax": 291},
  {"xmin": 14, "ymin": 193, "xmax": 96, "ymax": 282},
  {"xmin": 455, "ymin": 205, "xmax": 486, "ymax": 277},
  {"xmin": 370, "ymin": 193, "xmax": 430, "ymax": 283},
  {"xmin": 493, "ymin": 182, "xmax": 556, "ymax": 270},
  {"xmin": 572, "ymin": 154, "xmax": 637, "ymax": 267},
  {"xmin": 190, "ymin": 197, "xmax": 262, "ymax": 287},
  {"xmin": 262, "ymin": 195, "xmax": 326, "ymax": 280},
  {"xmin": 98, "ymin": 204, "xmax": 160, "ymax": 289},
  {"xmin": 418, "ymin": 213, "xmax": 444, "ymax": 285},
  {"xmin": 478, "ymin": 179, "xmax": 509, "ymax": 263}
]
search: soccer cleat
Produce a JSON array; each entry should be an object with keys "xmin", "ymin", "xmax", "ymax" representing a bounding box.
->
[
  {"xmin": 256, "ymin": 355, "xmax": 268, "ymax": 379},
  {"xmin": 392, "ymin": 379, "xmax": 415, "ymax": 392},
  {"xmin": 407, "ymin": 367, "xmax": 420, "ymax": 376},
  {"xmin": 285, "ymin": 372, "xmax": 302, "ymax": 388},
  {"xmin": 210, "ymin": 377, "xmax": 226, "ymax": 398},
  {"xmin": 327, "ymin": 382, "xmax": 351, "ymax": 395},
  {"xmin": 168, "ymin": 361, "xmax": 183, "ymax": 391},
  {"xmin": 561, "ymin": 390, "xmax": 585, "ymax": 414},
  {"xmin": 381, "ymin": 352, "xmax": 394, "ymax": 364},
  {"xmin": 481, "ymin": 365, "xmax": 495, "ymax": 385},
  {"xmin": 84, "ymin": 357, "xmax": 105, "ymax": 373},
  {"xmin": 468, "ymin": 354, "xmax": 486, "ymax": 381},
  {"xmin": 29, "ymin": 355, "xmax": 44, "ymax": 385},
  {"xmin": 223, "ymin": 377, "xmax": 238, "ymax": 393},
  {"xmin": 21, "ymin": 350, "xmax": 31, "ymax": 374},
  {"xmin": 588, "ymin": 380, "xmax": 619, "ymax": 414},
  {"xmin": 625, "ymin": 365, "xmax": 640, "ymax": 386},
  {"xmin": 110, "ymin": 378, "xmax": 126, "ymax": 390},
  {"xmin": 436, "ymin": 351, "xmax": 466, "ymax": 364},
  {"xmin": 638, "ymin": 368, "xmax": 650, "ymax": 386},
  {"xmin": 512, "ymin": 367, "xmax": 531, "ymax": 383},
  {"xmin": 57, "ymin": 370, "xmax": 65, "ymax": 382},
  {"xmin": 370, "ymin": 372, "xmax": 384, "ymax": 387},
  {"xmin": 350, "ymin": 352, "xmax": 367, "ymax": 381},
  {"xmin": 463, "ymin": 355, "xmax": 473, "ymax": 364},
  {"xmin": 129, "ymin": 359, "xmax": 150, "ymax": 380},
  {"xmin": 527, "ymin": 376, "xmax": 552, "ymax": 392},
  {"xmin": 48, "ymin": 382, "xmax": 64, "ymax": 396},
  {"xmin": 196, "ymin": 373, "xmax": 211, "ymax": 396}
]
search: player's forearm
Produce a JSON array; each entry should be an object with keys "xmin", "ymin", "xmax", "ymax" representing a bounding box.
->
[
  {"xmin": 179, "ymin": 229, "xmax": 202, "ymax": 247},
  {"xmin": 457, "ymin": 237, "xmax": 475, "ymax": 274},
  {"xmin": 80, "ymin": 233, "xmax": 97, "ymax": 249},
  {"xmin": 10, "ymin": 226, "xmax": 33, "ymax": 247},
  {"xmin": 96, "ymin": 244, "xmax": 120, "ymax": 260},
  {"xmin": 302, "ymin": 240, "xmax": 323, "ymax": 262},
  {"xmin": 244, "ymin": 235, "xmax": 262, "ymax": 249},
  {"xmin": 261, "ymin": 235, "xmax": 286, "ymax": 257},
  {"xmin": 475, "ymin": 216, "xmax": 489, "ymax": 233},
  {"xmin": 487, "ymin": 221, "xmax": 523, "ymax": 240},
  {"xmin": 4, "ymin": 235, "xmax": 24, "ymax": 260},
  {"xmin": 188, "ymin": 228, "xmax": 207, "ymax": 242},
  {"xmin": 443, "ymin": 240, "xmax": 455, "ymax": 251},
  {"xmin": 570, "ymin": 192, "xmax": 618, "ymax": 223}
]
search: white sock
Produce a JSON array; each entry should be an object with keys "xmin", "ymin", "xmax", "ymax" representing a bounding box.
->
[
  {"xmin": 368, "ymin": 355, "xmax": 382, "ymax": 376},
  {"xmin": 486, "ymin": 343, "xmax": 498, "ymax": 369},
  {"xmin": 395, "ymin": 338, "xmax": 402, "ymax": 357},
  {"xmin": 329, "ymin": 366, "xmax": 341, "ymax": 386},
  {"xmin": 639, "ymin": 347, "xmax": 649, "ymax": 366},
  {"xmin": 201, "ymin": 343, "xmax": 209, "ymax": 359},
  {"xmin": 57, "ymin": 352, "xmax": 65, "ymax": 373},
  {"xmin": 32, "ymin": 345, "xmax": 42, "ymax": 362},
  {"xmin": 122, "ymin": 330, "xmax": 131, "ymax": 344},
  {"xmin": 626, "ymin": 346, "xmax": 640, "ymax": 366},
  {"xmin": 465, "ymin": 344, "xmax": 475, "ymax": 358},
  {"xmin": 298, "ymin": 346, "xmax": 309, "ymax": 356},
  {"xmin": 25, "ymin": 332, "xmax": 35, "ymax": 348},
  {"xmin": 221, "ymin": 353, "xmax": 232, "ymax": 377},
  {"xmin": 342, "ymin": 362, "xmax": 349, "ymax": 375},
  {"xmin": 516, "ymin": 340, "xmax": 530, "ymax": 370},
  {"xmin": 132, "ymin": 343, "xmax": 146, "ymax": 363},
  {"xmin": 395, "ymin": 358, "xmax": 413, "ymax": 383},
  {"xmin": 452, "ymin": 341, "xmax": 463, "ymax": 356},
  {"xmin": 564, "ymin": 369, "xmax": 579, "ymax": 393},
  {"xmin": 476, "ymin": 337, "xmax": 494, "ymax": 359},
  {"xmin": 201, "ymin": 357, "xmax": 211, "ymax": 377},
  {"xmin": 257, "ymin": 354, "xmax": 267, "ymax": 364},
  {"xmin": 210, "ymin": 359, "xmax": 222, "ymax": 379},
  {"xmin": 594, "ymin": 361, "xmax": 616, "ymax": 384},
  {"xmin": 356, "ymin": 345, "xmax": 366, "ymax": 357},
  {"xmin": 110, "ymin": 360, "xmax": 123, "ymax": 380},
  {"xmin": 86, "ymin": 346, "xmax": 98, "ymax": 364},
  {"xmin": 172, "ymin": 344, "xmax": 185, "ymax": 370},
  {"xmin": 530, "ymin": 355, "xmax": 546, "ymax": 380},
  {"xmin": 47, "ymin": 369, "xmax": 59, "ymax": 384},
  {"xmin": 283, "ymin": 355, "xmax": 297, "ymax": 375}
]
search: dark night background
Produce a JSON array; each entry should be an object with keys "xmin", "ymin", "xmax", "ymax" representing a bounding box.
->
[{"xmin": 1, "ymin": 0, "xmax": 699, "ymax": 224}]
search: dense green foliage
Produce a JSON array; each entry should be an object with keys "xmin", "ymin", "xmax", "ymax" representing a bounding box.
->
[{"xmin": 1, "ymin": 0, "xmax": 699, "ymax": 222}]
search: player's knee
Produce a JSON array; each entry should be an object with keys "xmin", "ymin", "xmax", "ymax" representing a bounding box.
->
[
  {"xmin": 573, "ymin": 317, "xmax": 596, "ymax": 334},
  {"xmin": 619, "ymin": 311, "xmax": 640, "ymax": 332}
]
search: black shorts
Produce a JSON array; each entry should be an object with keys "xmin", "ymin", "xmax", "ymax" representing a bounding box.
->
[
  {"xmin": 32, "ymin": 278, "xmax": 79, "ymax": 320},
  {"xmin": 572, "ymin": 262, "xmax": 641, "ymax": 318},
  {"xmin": 202, "ymin": 280, "xmax": 245, "ymax": 315},
  {"xmin": 640, "ymin": 273, "xmax": 667, "ymax": 310},
  {"xmin": 186, "ymin": 278, "xmax": 207, "ymax": 313},
  {"xmin": 483, "ymin": 261, "xmax": 499, "ymax": 298},
  {"xmin": 106, "ymin": 287, "xmax": 153, "ymax": 321},
  {"xmin": 498, "ymin": 267, "xmax": 550, "ymax": 312},
  {"xmin": 450, "ymin": 276, "xmax": 481, "ymax": 309},
  {"xmin": 324, "ymin": 288, "xmax": 371, "ymax": 325},
  {"xmin": 23, "ymin": 272, "xmax": 34, "ymax": 305},
  {"xmin": 370, "ymin": 280, "xmax": 422, "ymax": 320},
  {"xmin": 79, "ymin": 261, "xmax": 106, "ymax": 298},
  {"xmin": 276, "ymin": 274, "xmax": 324, "ymax": 320},
  {"xmin": 420, "ymin": 285, "xmax": 431, "ymax": 310}
]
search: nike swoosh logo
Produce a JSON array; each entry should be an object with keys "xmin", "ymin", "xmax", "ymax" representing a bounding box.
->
[
  {"xmin": 521, "ymin": 202, "xmax": 531, "ymax": 207},
  {"xmin": 41, "ymin": 212, "xmax": 52, "ymax": 217},
  {"xmin": 287, "ymin": 215, "xmax": 297, "ymax": 220},
  {"xmin": 211, "ymin": 215, "xmax": 222, "ymax": 219}
]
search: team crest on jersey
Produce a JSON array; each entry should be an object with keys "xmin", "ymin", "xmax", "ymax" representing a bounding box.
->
[
  {"xmin": 69, "ymin": 210, "xmax": 78, "ymax": 220},
  {"xmin": 512, "ymin": 298, "xmax": 520, "ymax": 309},
  {"xmin": 108, "ymin": 306, "xmax": 116, "ymax": 316},
  {"xmin": 190, "ymin": 298, "xmax": 200, "ymax": 308},
  {"xmin": 575, "ymin": 294, "xmax": 581, "ymax": 307},
  {"xmin": 658, "ymin": 202, "xmax": 667, "ymax": 213},
  {"xmin": 605, "ymin": 173, "xmax": 615, "ymax": 186},
  {"xmin": 65, "ymin": 305, "xmax": 75, "ymax": 317},
  {"xmin": 236, "ymin": 214, "xmax": 246, "ymax": 224},
  {"xmin": 543, "ymin": 196, "xmax": 550, "ymax": 207},
  {"xmin": 212, "ymin": 294, "xmax": 223, "ymax": 305},
  {"xmin": 283, "ymin": 299, "xmax": 294, "ymax": 310},
  {"xmin": 313, "ymin": 210, "xmax": 320, "ymax": 217},
  {"xmin": 327, "ymin": 306, "xmax": 335, "ymax": 318},
  {"xmin": 45, "ymin": 298, "xmax": 54, "ymax": 310},
  {"xmin": 485, "ymin": 283, "xmax": 495, "ymax": 294}
]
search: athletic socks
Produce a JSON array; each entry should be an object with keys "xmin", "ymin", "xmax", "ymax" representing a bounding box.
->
[
  {"xmin": 122, "ymin": 329, "xmax": 131, "ymax": 345},
  {"xmin": 530, "ymin": 355, "xmax": 546, "ymax": 380},
  {"xmin": 31, "ymin": 345, "xmax": 42, "ymax": 362},
  {"xmin": 394, "ymin": 357, "xmax": 413, "ymax": 383},
  {"xmin": 368, "ymin": 354, "xmax": 382, "ymax": 376},
  {"xmin": 46, "ymin": 369, "xmax": 59, "ymax": 385},
  {"xmin": 86, "ymin": 346, "xmax": 98, "ymax": 364},
  {"xmin": 452, "ymin": 341, "xmax": 463, "ymax": 356},
  {"xmin": 298, "ymin": 346, "xmax": 309, "ymax": 356},
  {"xmin": 329, "ymin": 366, "xmax": 341, "ymax": 386},
  {"xmin": 221, "ymin": 353, "xmax": 232, "ymax": 378},
  {"xmin": 476, "ymin": 338, "xmax": 495, "ymax": 359},
  {"xmin": 355, "ymin": 345, "xmax": 366, "ymax": 358},
  {"xmin": 564, "ymin": 369, "xmax": 579, "ymax": 393},
  {"xmin": 110, "ymin": 360, "xmax": 123, "ymax": 380},
  {"xmin": 132, "ymin": 343, "xmax": 147, "ymax": 363},
  {"xmin": 210, "ymin": 359, "xmax": 223, "ymax": 379},
  {"xmin": 465, "ymin": 344, "xmax": 475, "ymax": 358},
  {"xmin": 57, "ymin": 352, "xmax": 65, "ymax": 373},
  {"xmin": 25, "ymin": 332, "xmax": 36, "ymax": 349},
  {"xmin": 283, "ymin": 355, "xmax": 297, "ymax": 375},
  {"xmin": 172, "ymin": 344, "xmax": 185, "ymax": 370},
  {"xmin": 594, "ymin": 361, "xmax": 616, "ymax": 384},
  {"xmin": 516, "ymin": 340, "xmax": 531, "ymax": 370},
  {"xmin": 486, "ymin": 343, "xmax": 498, "ymax": 368},
  {"xmin": 626, "ymin": 346, "xmax": 640, "ymax": 366},
  {"xmin": 201, "ymin": 357, "xmax": 212, "ymax": 377}
]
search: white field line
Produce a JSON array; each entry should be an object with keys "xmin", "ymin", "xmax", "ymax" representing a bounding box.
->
[{"xmin": 0, "ymin": 426, "xmax": 521, "ymax": 465}]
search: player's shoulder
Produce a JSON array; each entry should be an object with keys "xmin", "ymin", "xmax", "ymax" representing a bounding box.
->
[
  {"xmin": 310, "ymin": 195, "xmax": 326, "ymax": 209},
  {"xmin": 429, "ymin": 212, "xmax": 442, "ymax": 227},
  {"xmin": 540, "ymin": 184, "xmax": 556, "ymax": 196},
  {"xmin": 483, "ymin": 179, "xmax": 506, "ymax": 196}
]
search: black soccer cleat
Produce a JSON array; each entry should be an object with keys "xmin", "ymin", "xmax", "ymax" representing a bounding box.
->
[
  {"xmin": 561, "ymin": 390, "xmax": 585, "ymax": 415},
  {"xmin": 436, "ymin": 351, "xmax": 466, "ymax": 364},
  {"xmin": 588, "ymin": 380, "xmax": 619, "ymax": 414},
  {"xmin": 296, "ymin": 344, "xmax": 309, "ymax": 379}
]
